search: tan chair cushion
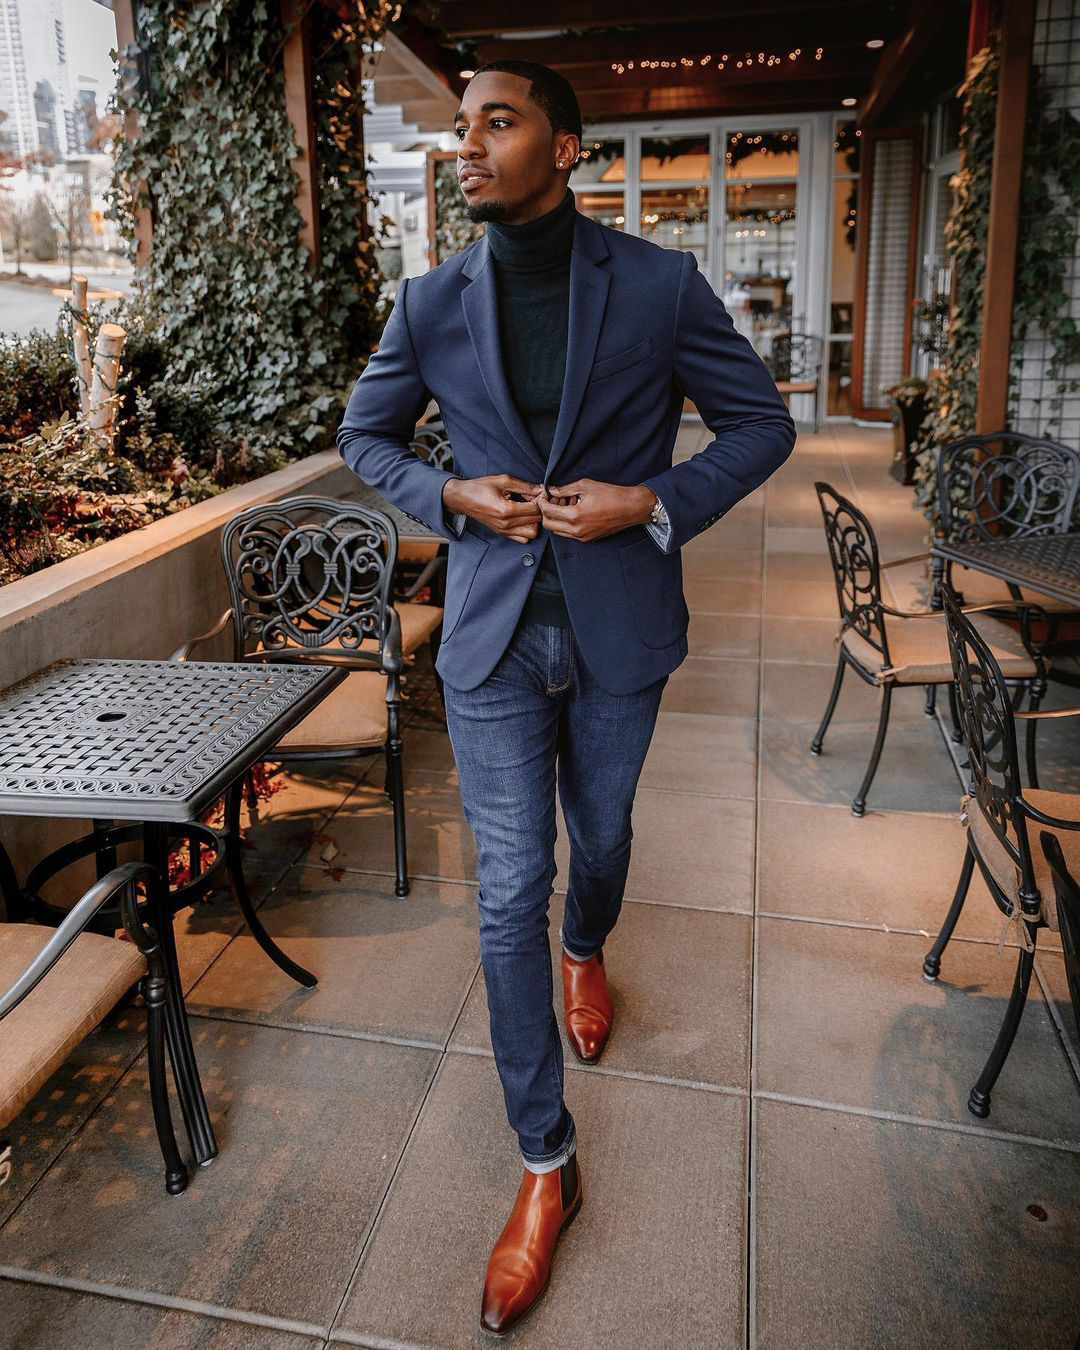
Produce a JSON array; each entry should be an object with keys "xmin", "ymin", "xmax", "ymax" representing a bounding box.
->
[
  {"xmin": 255, "ymin": 603, "xmax": 442, "ymax": 663},
  {"xmin": 965, "ymin": 789, "xmax": 1080, "ymax": 932},
  {"xmin": 950, "ymin": 564, "xmax": 1076, "ymax": 616},
  {"xmin": 0, "ymin": 924, "xmax": 146, "ymax": 1129},
  {"xmin": 274, "ymin": 670, "xmax": 388, "ymax": 753},
  {"xmin": 841, "ymin": 612, "xmax": 1037, "ymax": 684}
]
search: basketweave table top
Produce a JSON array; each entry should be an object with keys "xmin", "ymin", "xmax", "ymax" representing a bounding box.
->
[
  {"xmin": 0, "ymin": 659, "xmax": 343, "ymax": 822},
  {"xmin": 932, "ymin": 532, "xmax": 1080, "ymax": 608}
]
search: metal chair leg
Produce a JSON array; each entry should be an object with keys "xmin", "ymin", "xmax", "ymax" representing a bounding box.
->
[
  {"xmin": 810, "ymin": 656, "xmax": 846, "ymax": 755},
  {"xmin": 225, "ymin": 780, "xmax": 316, "ymax": 987},
  {"xmin": 386, "ymin": 697, "xmax": 409, "ymax": 898},
  {"xmin": 924, "ymin": 684, "xmax": 937, "ymax": 717},
  {"xmin": 923, "ymin": 845, "xmax": 975, "ymax": 981},
  {"xmin": 968, "ymin": 924, "xmax": 1038, "ymax": 1118},
  {"xmin": 1025, "ymin": 677, "xmax": 1045, "ymax": 791},
  {"xmin": 852, "ymin": 683, "xmax": 893, "ymax": 817}
]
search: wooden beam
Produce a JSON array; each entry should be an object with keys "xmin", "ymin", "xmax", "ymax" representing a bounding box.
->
[
  {"xmin": 281, "ymin": 0, "xmax": 320, "ymax": 267},
  {"xmin": 439, "ymin": 0, "xmax": 875, "ymax": 39},
  {"xmin": 112, "ymin": 0, "xmax": 152, "ymax": 269},
  {"xmin": 576, "ymin": 76, "xmax": 868, "ymax": 119},
  {"xmin": 858, "ymin": 0, "xmax": 952, "ymax": 129},
  {"xmin": 976, "ymin": 0, "xmax": 1037, "ymax": 434}
]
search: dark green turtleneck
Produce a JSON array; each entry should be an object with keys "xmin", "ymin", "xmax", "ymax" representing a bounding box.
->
[{"xmin": 485, "ymin": 188, "xmax": 575, "ymax": 629}]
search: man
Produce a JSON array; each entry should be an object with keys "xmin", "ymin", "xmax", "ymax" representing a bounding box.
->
[{"xmin": 337, "ymin": 60, "xmax": 796, "ymax": 1337}]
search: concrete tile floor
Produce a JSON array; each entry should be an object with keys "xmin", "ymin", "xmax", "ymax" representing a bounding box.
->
[{"xmin": 2, "ymin": 421, "xmax": 1078, "ymax": 1347}]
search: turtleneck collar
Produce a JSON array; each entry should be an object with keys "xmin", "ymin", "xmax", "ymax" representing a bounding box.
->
[{"xmin": 484, "ymin": 188, "xmax": 577, "ymax": 273}]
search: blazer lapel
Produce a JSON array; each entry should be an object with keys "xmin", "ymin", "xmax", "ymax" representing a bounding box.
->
[
  {"xmin": 544, "ymin": 213, "xmax": 611, "ymax": 486},
  {"xmin": 460, "ymin": 236, "xmax": 544, "ymax": 470}
]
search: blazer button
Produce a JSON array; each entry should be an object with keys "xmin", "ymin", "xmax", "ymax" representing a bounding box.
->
[{"xmin": 522, "ymin": 553, "xmax": 535, "ymax": 566}]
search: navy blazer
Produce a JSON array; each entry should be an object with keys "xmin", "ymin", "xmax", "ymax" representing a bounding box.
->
[{"xmin": 336, "ymin": 209, "xmax": 797, "ymax": 694}]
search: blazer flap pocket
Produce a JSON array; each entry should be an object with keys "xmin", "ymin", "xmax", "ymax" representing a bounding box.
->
[{"xmin": 588, "ymin": 336, "xmax": 654, "ymax": 384}]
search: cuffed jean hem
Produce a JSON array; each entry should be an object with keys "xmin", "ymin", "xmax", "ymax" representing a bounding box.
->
[
  {"xmin": 521, "ymin": 1123, "xmax": 577, "ymax": 1176},
  {"xmin": 559, "ymin": 924, "xmax": 601, "ymax": 963}
]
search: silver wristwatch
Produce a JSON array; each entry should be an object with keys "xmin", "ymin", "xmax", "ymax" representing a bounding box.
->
[{"xmin": 649, "ymin": 497, "xmax": 669, "ymax": 528}]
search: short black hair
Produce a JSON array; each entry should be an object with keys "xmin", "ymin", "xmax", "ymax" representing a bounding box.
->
[{"xmin": 470, "ymin": 59, "xmax": 583, "ymax": 146}]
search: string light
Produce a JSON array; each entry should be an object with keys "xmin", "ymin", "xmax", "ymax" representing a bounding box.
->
[{"xmin": 611, "ymin": 47, "xmax": 824, "ymax": 75}]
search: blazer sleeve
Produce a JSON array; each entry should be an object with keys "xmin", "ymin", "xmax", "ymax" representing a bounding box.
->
[
  {"xmin": 640, "ymin": 251, "xmax": 797, "ymax": 554},
  {"xmin": 336, "ymin": 276, "xmax": 461, "ymax": 542}
]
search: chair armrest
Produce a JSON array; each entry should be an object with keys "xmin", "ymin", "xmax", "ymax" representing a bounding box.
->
[
  {"xmin": 382, "ymin": 606, "xmax": 404, "ymax": 675},
  {"xmin": 1020, "ymin": 799, "xmax": 1080, "ymax": 832},
  {"xmin": 880, "ymin": 599, "xmax": 1049, "ymax": 622},
  {"xmin": 879, "ymin": 551, "xmax": 931, "ymax": 570},
  {"xmin": 0, "ymin": 862, "xmax": 157, "ymax": 1021},
  {"xmin": 171, "ymin": 608, "xmax": 234, "ymax": 662},
  {"xmin": 1015, "ymin": 706, "xmax": 1080, "ymax": 721}
]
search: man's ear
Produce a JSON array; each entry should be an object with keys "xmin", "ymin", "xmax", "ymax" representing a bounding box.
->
[{"xmin": 555, "ymin": 132, "xmax": 580, "ymax": 172}]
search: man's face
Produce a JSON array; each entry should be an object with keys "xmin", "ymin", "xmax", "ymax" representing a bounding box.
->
[{"xmin": 454, "ymin": 72, "xmax": 576, "ymax": 224}]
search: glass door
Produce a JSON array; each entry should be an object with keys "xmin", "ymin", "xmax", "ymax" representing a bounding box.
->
[{"xmin": 719, "ymin": 126, "xmax": 802, "ymax": 362}]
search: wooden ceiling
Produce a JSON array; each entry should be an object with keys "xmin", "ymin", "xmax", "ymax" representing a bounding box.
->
[{"xmin": 398, "ymin": 0, "xmax": 937, "ymax": 124}]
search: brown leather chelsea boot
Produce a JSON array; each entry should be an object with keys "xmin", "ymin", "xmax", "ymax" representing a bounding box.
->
[
  {"xmin": 562, "ymin": 946, "xmax": 614, "ymax": 1063},
  {"xmin": 480, "ymin": 1153, "xmax": 583, "ymax": 1337}
]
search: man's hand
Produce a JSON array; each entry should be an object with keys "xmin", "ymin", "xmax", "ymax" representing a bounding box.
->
[
  {"xmin": 536, "ymin": 479, "xmax": 657, "ymax": 542},
  {"xmin": 442, "ymin": 473, "xmax": 543, "ymax": 543}
]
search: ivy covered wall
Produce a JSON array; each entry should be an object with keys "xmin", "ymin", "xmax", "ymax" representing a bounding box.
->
[{"xmin": 110, "ymin": 0, "xmax": 395, "ymax": 452}]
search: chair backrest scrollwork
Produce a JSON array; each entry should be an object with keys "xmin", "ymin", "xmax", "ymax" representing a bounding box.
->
[
  {"xmin": 935, "ymin": 431, "xmax": 1080, "ymax": 543},
  {"xmin": 768, "ymin": 333, "xmax": 823, "ymax": 383},
  {"xmin": 220, "ymin": 496, "xmax": 397, "ymax": 660},
  {"xmin": 942, "ymin": 583, "xmax": 1036, "ymax": 893},
  {"xmin": 815, "ymin": 481, "xmax": 890, "ymax": 666},
  {"xmin": 411, "ymin": 421, "xmax": 454, "ymax": 472}
]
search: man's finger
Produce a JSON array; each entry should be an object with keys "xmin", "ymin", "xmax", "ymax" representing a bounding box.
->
[
  {"xmin": 498, "ymin": 475, "xmax": 542, "ymax": 495},
  {"xmin": 547, "ymin": 479, "xmax": 587, "ymax": 496},
  {"xmin": 536, "ymin": 498, "xmax": 579, "ymax": 523}
]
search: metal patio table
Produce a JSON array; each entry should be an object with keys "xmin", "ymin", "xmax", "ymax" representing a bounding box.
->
[
  {"xmin": 931, "ymin": 532, "xmax": 1080, "ymax": 608},
  {"xmin": 0, "ymin": 657, "xmax": 344, "ymax": 1168}
]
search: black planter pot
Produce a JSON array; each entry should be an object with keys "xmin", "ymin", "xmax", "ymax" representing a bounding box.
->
[{"xmin": 887, "ymin": 392, "xmax": 927, "ymax": 485}]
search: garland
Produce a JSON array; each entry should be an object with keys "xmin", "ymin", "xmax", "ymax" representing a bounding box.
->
[{"xmin": 108, "ymin": 0, "xmax": 395, "ymax": 452}]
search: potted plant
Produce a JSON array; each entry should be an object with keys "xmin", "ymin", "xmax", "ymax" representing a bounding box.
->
[{"xmin": 882, "ymin": 375, "xmax": 929, "ymax": 484}]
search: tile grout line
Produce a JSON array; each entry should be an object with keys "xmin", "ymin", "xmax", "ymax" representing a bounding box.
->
[
  {"xmin": 0, "ymin": 1269, "xmax": 328, "ymax": 1340},
  {"xmin": 324, "ymin": 1054, "xmax": 450, "ymax": 1345},
  {"xmin": 753, "ymin": 1091, "xmax": 1080, "ymax": 1154}
]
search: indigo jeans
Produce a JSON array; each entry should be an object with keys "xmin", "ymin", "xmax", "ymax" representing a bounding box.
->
[{"xmin": 442, "ymin": 619, "xmax": 667, "ymax": 1174}]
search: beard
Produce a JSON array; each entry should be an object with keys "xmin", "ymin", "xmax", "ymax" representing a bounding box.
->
[{"xmin": 464, "ymin": 199, "xmax": 509, "ymax": 224}]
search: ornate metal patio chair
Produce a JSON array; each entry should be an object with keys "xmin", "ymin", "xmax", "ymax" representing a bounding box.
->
[
  {"xmin": 765, "ymin": 333, "xmax": 824, "ymax": 433},
  {"xmin": 932, "ymin": 430, "xmax": 1080, "ymax": 614},
  {"xmin": 930, "ymin": 431, "xmax": 1080, "ymax": 779},
  {"xmin": 811, "ymin": 482, "xmax": 1041, "ymax": 816},
  {"xmin": 176, "ymin": 497, "xmax": 432, "ymax": 897},
  {"xmin": 0, "ymin": 863, "xmax": 189, "ymax": 1194},
  {"xmin": 922, "ymin": 585, "xmax": 1080, "ymax": 1118}
]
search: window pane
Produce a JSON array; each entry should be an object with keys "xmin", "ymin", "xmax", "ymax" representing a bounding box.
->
[
  {"xmin": 833, "ymin": 120, "xmax": 861, "ymax": 174},
  {"xmin": 829, "ymin": 176, "xmax": 858, "ymax": 335},
  {"xmin": 725, "ymin": 129, "xmax": 798, "ymax": 180},
  {"xmin": 641, "ymin": 135, "xmax": 710, "ymax": 182},
  {"xmin": 723, "ymin": 179, "xmax": 796, "ymax": 355},
  {"xmin": 640, "ymin": 186, "xmax": 708, "ymax": 266},
  {"xmin": 573, "ymin": 190, "xmax": 625, "ymax": 230},
  {"xmin": 575, "ymin": 138, "xmax": 625, "ymax": 183}
]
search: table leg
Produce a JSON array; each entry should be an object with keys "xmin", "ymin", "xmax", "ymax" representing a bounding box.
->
[{"xmin": 143, "ymin": 822, "xmax": 218, "ymax": 1166}]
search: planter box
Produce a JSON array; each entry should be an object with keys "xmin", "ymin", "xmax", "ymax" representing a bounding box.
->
[{"xmin": 0, "ymin": 449, "xmax": 357, "ymax": 911}]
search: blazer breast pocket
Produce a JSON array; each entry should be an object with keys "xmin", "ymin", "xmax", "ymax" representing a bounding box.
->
[{"xmin": 587, "ymin": 336, "xmax": 655, "ymax": 385}]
